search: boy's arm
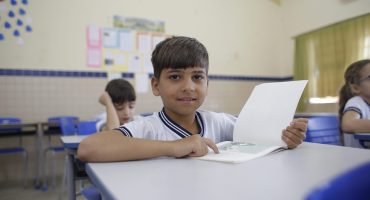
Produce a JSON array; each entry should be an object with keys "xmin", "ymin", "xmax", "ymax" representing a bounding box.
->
[
  {"xmin": 77, "ymin": 130, "xmax": 219, "ymax": 162},
  {"xmin": 282, "ymin": 118, "xmax": 308, "ymax": 149},
  {"xmin": 99, "ymin": 92, "xmax": 120, "ymax": 130}
]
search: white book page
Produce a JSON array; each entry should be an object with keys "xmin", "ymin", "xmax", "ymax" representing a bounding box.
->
[
  {"xmin": 196, "ymin": 141, "xmax": 283, "ymax": 163},
  {"xmin": 233, "ymin": 80, "xmax": 308, "ymax": 146}
]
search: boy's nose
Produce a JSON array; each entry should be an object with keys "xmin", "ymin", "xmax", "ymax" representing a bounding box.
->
[{"xmin": 183, "ymin": 80, "xmax": 195, "ymax": 92}]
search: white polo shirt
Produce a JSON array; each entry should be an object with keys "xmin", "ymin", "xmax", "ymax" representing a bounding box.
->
[
  {"xmin": 343, "ymin": 96, "xmax": 370, "ymax": 148},
  {"xmin": 115, "ymin": 109, "xmax": 236, "ymax": 143}
]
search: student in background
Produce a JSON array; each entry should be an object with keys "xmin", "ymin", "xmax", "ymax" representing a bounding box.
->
[
  {"xmin": 95, "ymin": 78, "xmax": 141, "ymax": 131},
  {"xmin": 339, "ymin": 59, "xmax": 370, "ymax": 148},
  {"xmin": 78, "ymin": 36, "xmax": 308, "ymax": 162}
]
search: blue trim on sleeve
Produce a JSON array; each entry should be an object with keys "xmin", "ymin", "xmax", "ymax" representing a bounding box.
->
[
  {"xmin": 115, "ymin": 126, "xmax": 133, "ymax": 137},
  {"xmin": 344, "ymin": 107, "xmax": 363, "ymax": 119}
]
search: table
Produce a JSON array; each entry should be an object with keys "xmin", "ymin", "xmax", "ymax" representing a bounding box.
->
[
  {"xmin": 0, "ymin": 122, "xmax": 56, "ymax": 187},
  {"xmin": 354, "ymin": 133, "xmax": 370, "ymax": 148},
  {"xmin": 60, "ymin": 135, "xmax": 87, "ymax": 200},
  {"xmin": 86, "ymin": 142, "xmax": 370, "ymax": 200}
]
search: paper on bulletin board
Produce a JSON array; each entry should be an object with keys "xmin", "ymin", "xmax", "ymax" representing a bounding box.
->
[
  {"xmin": 135, "ymin": 72, "xmax": 149, "ymax": 93},
  {"xmin": 87, "ymin": 25, "xmax": 101, "ymax": 48},
  {"xmin": 103, "ymin": 28, "xmax": 119, "ymax": 48},
  {"xmin": 107, "ymin": 71, "xmax": 122, "ymax": 81},
  {"xmin": 128, "ymin": 53, "xmax": 141, "ymax": 72},
  {"xmin": 102, "ymin": 49, "xmax": 128, "ymax": 71},
  {"xmin": 137, "ymin": 32, "xmax": 151, "ymax": 53},
  {"xmin": 87, "ymin": 47, "xmax": 101, "ymax": 67},
  {"xmin": 119, "ymin": 29, "xmax": 134, "ymax": 51},
  {"xmin": 142, "ymin": 54, "xmax": 153, "ymax": 73}
]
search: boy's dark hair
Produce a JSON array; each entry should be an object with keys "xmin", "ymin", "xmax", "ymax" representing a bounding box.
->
[
  {"xmin": 105, "ymin": 78, "xmax": 136, "ymax": 104},
  {"xmin": 151, "ymin": 36, "xmax": 209, "ymax": 79}
]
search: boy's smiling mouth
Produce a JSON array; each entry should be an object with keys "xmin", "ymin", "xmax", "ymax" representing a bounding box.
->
[{"xmin": 177, "ymin": 97, "xmax": 197, "ymax": 102}]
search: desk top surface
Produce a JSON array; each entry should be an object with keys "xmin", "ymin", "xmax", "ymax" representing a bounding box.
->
[
  {"xmin": 60, "ymin": 135, "xmax": 87, "ymax": 148},
  {"xmin": 86, "ymin": 142, "xmax": 370, "ymax": 200}
]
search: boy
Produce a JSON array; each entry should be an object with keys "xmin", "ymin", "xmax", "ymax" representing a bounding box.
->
[
  {"xmin": 78, "ymin": 36, "xmax": 307, "ymax": 162},
  {"xmin": 95, "ymin": 78, "xmax": 139, "ymax": 131}
]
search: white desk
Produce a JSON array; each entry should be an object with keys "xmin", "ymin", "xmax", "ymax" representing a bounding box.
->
[
  {"xmin": 60, "ymin": 135, "xmax": 87, "ymax": 200},
  {"xmin": 86, "ymin": 142, "xmax": 370, "ymax": 200}
]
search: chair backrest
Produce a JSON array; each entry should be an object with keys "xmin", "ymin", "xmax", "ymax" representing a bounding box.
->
[
  {"xmin": 0, "ymin": 117, "xmax": 22, "ymax": 134},
  {"xmin": 305, "ymin": 116, "xmax": 341, "ymax": 145},
  {"xmin": 77, "ymin": 120, "xmax": 98, "ymax": 135},
  {"xmin": 48, "ymin": 116, "xmax": 79, "ymax": 136},
  {"xmin": 305, "ymin": 161, "xmax": 370, "ymax": 200}
]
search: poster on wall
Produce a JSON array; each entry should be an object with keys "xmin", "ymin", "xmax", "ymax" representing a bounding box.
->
[
  {"xmin": 0, "ymin": 0, "xmax": 33, "ymax": 45},
  {"xmin": 113, "ymin": 15, "xmax": 165, "ymax": 33},
  {"xmin": 86, "ymin": 25, "xmax": 102, "ymax": 67}
]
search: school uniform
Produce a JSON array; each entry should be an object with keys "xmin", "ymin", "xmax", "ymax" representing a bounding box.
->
[
  {"xmin": 115, "ymin": 108, "xmax": 236, "ymax": 143},
  {"xmin": 343, "ymin": 96, "xmax": 370, "ymax": 148}
]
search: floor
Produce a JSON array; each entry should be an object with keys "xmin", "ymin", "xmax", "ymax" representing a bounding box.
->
[{"xmin": 0, "ymin": 175, "xmax": 88, "ymax": 200}]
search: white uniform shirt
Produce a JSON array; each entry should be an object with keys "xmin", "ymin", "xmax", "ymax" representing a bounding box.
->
[
  {"xmin": 343, "ymin": 96, "xmax": 370, "ymax": 148},
  {"xmin": 115, "ymin": 109, "xmax": 236, "ymax": 143}
]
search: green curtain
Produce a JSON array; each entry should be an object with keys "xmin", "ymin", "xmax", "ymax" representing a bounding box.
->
[{"xmin": 294, "ymin": 13, "xmax": 370, "ymax": 112}]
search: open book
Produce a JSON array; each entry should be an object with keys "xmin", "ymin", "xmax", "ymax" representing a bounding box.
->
[{"xmin": 196, "ymin": 80, "xmax": 308, "ymax": 163}]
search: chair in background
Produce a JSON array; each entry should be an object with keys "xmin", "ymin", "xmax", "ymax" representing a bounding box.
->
[
  {"xmin": 0, "ymin": 117, "xmax": 28, "ymax": 186},
  {"xmin": 305, "ymin": 161, "xmax": 370, "ymax": 200},
  {"xmin": 77, "ymin": 120, "xmax": 98, "ymax": 135},
  {"xmin": 43, "ymin": 116, "xmax": 79, "ymax": 189},
  {"xmin": 305, "ymin": 116, "xmax": 341, "ymax": 145}
]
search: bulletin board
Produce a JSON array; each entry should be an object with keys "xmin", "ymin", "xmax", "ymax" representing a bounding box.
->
[{"xmin": 86, "ymin": 15, "xmax": 170, "ymax": 73}]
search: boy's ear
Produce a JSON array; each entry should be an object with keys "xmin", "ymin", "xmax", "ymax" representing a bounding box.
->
[
  {"xmin": 151, "ymin": 77, "xmax": 160, "ymax": 96},
  {"xmin": 350, "ymin": 84, "xmax": 360, "ymax": 95}
]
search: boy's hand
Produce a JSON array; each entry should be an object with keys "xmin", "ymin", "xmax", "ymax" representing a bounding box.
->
[
  {"xmin": 170, "ymin": 135, "xmax": 219, "ymax": 158},
  {"xmin": 99, "ymin": 92, "xmax": 112, "ymax": 106},
  {"xmin": 282, "ymin": 118, "xmax": 308, "ymax": 149}
]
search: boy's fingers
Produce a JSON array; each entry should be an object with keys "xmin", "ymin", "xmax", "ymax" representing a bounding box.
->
[
  {"xmin": 292, "ymin": 118, "xmax": 308, "ymax": 132},
  {"xmin": 203, "ymin": 138, "xmax": 219, "ymax": 154}
]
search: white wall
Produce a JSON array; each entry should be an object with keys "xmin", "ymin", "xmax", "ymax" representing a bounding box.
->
[
  {"xmin": 0, "ymin": 0, "xmax": 285, "ymax": 76},
  {"xmin": 0, "ymin": 0, "xmax": 369, "ymax": 76}
]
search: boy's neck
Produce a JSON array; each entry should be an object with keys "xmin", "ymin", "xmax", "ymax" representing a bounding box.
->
[{"xmin": 162, "ymin": 108, "xmax": 199, "ymax": 135}]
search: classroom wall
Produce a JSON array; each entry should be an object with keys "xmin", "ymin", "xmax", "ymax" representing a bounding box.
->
[{"xmin": 1, "ymin": 0, "xmax": 370, "ymax": 122}]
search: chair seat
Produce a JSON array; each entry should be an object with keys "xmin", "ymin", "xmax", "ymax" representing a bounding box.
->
[
  {"xmin": 0, "ymin": 147, "xmax": 27, "ymax": 154},
  {"xmin": 82, "ymin": 186, "xmax": 102, "ymax": 200}
]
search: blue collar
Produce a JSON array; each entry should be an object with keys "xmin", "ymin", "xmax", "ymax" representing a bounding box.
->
[{"xmin": 158, "ymin": 108, "xmax": 204, "ymax": 138}]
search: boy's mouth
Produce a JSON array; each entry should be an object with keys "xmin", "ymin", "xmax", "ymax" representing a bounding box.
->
[{"xmin": 177, "ymin": 97, "xmax": 197, "ymax": 102}]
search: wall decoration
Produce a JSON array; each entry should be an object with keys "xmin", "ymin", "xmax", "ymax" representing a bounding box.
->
[{"xmin": 0, "ymin": 0, "xmax": 32, "ymax": 45}]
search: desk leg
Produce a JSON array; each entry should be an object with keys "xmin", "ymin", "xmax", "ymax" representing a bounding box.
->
[
  {"xmin": 34, "ymin": 123, "xmax": 44, "ymax": 188},
  {"xmin": 67, "ymin": 150, "xmax": 76, "ymax": 200}
]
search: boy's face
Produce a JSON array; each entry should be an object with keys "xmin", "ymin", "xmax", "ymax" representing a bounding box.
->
[
  {"xmin": 114, "ymin": 101, "xmax": 136, "ymax": 124},
  {"xmin": 151, "ymin": 66, "xmax": 208, "ymax": 118}
]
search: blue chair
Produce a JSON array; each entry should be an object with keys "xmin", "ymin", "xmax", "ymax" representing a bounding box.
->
[
  {"xmin": 82, "ymin": 186, "xmax": 102, "ymax": 200},
  {"xmin": 305, "ymin": 116, "xmax": 341, "ymax": 145},
  {"xmin": 77, "ymin": 120, "xmax": 98, "ymax": 135},
  {"xmin": 306, "ymin": 161, "xmax": 370, "ymax": 200},
  {"xmin": 43, "ymin": 116, "xmax": 79, "ymax": 189},
  {"xmin": 0, "ymin": 117, "xmax": 28, "ymax": 186}
]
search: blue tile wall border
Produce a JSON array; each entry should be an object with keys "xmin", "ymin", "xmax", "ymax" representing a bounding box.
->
[{"xmin": 0, "ymin": 69, "xmax": 293, "ymax": 82}]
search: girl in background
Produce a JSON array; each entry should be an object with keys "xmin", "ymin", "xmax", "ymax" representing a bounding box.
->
[{"xmin": 339, "ymin": 59, "xmax": 370, "ymax": 148}]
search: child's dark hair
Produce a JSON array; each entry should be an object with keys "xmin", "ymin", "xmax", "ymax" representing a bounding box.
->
[
  {"xmin": 105, "ymin": 78, "xmax": 136, "ymax": 104},
  {"xmin": 151, "ymin": 36, "xmax": 209, "ymax": 79}
]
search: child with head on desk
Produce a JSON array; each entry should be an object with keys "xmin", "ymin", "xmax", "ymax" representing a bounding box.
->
[
  {"xmin": 78, "ymin": 36, "xmax": 308, "ymax": 162},
  {"xmin": 95, "ymin": 78, "xmax": 140, "ymax": 131},
  {"xmin": 339, "ymin": 59, "xmax": 370, "ymax": 148}
]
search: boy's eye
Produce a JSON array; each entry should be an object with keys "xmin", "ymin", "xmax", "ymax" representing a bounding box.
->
[
  {"xmin": 169, "ymin": 75, "xmax": 180, "ymax": 80},
  {"xmin": 193, "ymin": 75, "xmax": 204, "ymax": 80}
]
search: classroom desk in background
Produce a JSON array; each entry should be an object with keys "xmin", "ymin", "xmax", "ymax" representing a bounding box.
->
[
  {"xmin": 60, "ymin": 135, "xmax": 88, "ymax": 200},
  {"xmin": 0, "ymin": 122, "xmax": 58, "ymax": 187},
  {"xmin": 354, "ymin": 133, "xmax": 370, "ymax": 148},
  {"xmin": 86, "ymin": 143, "xmax": 370, "ymax": 200}
]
